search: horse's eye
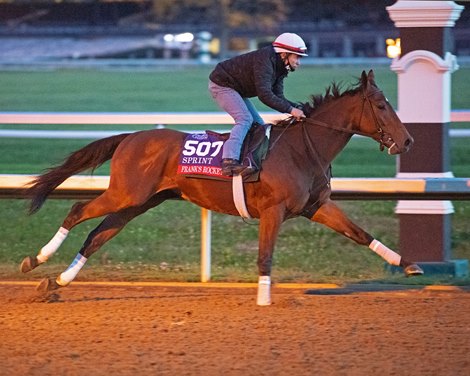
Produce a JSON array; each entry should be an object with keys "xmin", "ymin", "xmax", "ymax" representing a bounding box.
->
[{"xmin": 377, "ymin": 103, "xmax": 386, "ymax": 110}]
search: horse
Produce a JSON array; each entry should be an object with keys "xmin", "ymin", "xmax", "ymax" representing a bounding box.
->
[{"xmin": 20, "ymin": 70, "xmax": 423, "ymax": 305}]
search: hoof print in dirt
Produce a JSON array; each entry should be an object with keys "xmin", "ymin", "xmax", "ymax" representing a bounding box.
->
[{"xmin": 30, "ymin": 291, "xmax": 61, "ymax": 304}]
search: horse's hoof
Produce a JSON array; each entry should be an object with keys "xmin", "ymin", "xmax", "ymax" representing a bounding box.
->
[
  {"xmin": 36, "ymin": 277, "xmax": 61, "ymax": 292},
  {"xmin": 20, "ymin": 256, "xmax": 39, "ymax": 273},
  {"xmin": 404, "ymin": 264, "xmax": 424, "ymax": 277}
]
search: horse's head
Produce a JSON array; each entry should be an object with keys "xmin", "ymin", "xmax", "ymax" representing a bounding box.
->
[{"xmin": 357, "ymin": 70, "xmax": 413, "ymax": 155}]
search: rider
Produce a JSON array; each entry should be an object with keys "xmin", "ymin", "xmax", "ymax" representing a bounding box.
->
[{"xmin": 208, "ymin": 32, "xmax": 307, "ymax": 176}]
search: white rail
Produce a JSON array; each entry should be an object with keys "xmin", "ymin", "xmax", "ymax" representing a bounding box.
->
[
  {"xmin": 0, "ymin": 111, "xmax": 287, "ymax": 125},
  {"xmin": 0, "ymin": 110, "xmax": 469, "ymax": 124},
  {"xmin": 2, "ymin": 174, "xmax": 469, "ymax": 199}
]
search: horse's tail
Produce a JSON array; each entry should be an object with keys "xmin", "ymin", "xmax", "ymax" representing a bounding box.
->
[{"xmin": 26, "ymin": 133, "xmax": 131, "ymax": 214}]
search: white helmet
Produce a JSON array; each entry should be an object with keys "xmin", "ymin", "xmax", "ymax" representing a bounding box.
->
[{"xmin": 273, "ymin": 33, "xmax": 308, "ymax": 56}]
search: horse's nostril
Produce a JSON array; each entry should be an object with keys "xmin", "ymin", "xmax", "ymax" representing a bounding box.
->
[{"xmin": 404, "ymin": 138, "xmax": 413, "ymax": 148}]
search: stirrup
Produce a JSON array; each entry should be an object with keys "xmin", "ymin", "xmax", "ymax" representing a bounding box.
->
[{"xmin": 221, "ymin": 158, "xmax": 245, "ymax": 176}]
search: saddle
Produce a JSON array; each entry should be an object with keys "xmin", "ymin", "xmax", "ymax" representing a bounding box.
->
[{"xmin": 177, "ymin": 122, "xmax": 271, "ymax": 182}]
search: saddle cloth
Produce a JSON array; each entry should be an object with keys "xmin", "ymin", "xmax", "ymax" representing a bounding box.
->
[{"xmin": 177, "ymin": 123, "xmax": 271, "ymax": 183}]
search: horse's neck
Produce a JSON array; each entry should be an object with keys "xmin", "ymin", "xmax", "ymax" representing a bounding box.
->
[{"xmin": 306, "ymin": 103, "xmax": 355, "ymax": 165}]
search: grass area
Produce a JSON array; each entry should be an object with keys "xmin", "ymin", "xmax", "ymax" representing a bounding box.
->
[
  {"xmin": 0, "ymin": 66, "xmax": 469, "ymax": 285},
  {"xmin": 0, "ymin": 66, "xmax": 322, "ymax": 111},
  {"xmin": 1, "ymin": 65, "xmax": 469, "ymax": 112}
]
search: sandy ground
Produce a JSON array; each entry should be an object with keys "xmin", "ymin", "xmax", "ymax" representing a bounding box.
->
[{"xmin": 0, "ymin": 282, "xmax": 469, "ymax": 376}]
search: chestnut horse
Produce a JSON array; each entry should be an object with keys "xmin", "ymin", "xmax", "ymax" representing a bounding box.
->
[{"xmin": 20, "ymin": 70, "xmax": 423, "ymax": 305}]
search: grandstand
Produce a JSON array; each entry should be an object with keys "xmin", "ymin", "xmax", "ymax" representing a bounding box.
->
[{"xmin": 0, "ymin": 0, "xmax": 468, "ymax": 61}]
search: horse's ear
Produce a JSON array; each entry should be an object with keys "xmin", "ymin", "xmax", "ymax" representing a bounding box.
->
[
  {"xmin": 361, "ymin": 70, "xmax": 368, "ymax": 86},
  {"xmin": 367, "ymin": 70, "xmax": 376, "ymax": 84}
]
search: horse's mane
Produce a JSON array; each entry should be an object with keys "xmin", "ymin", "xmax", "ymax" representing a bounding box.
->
[
  {"xmin": 276, "ymin": 77, "xmax": 367, "ymax": 127},
  {"xmin": 305, "ymin": 81, "xmax": 361, "ymax": 115}
]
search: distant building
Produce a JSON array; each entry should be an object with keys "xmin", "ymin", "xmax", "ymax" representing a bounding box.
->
[{"xmin": 0, "ymin": 1, "xmax": 468, "ymax": 60}]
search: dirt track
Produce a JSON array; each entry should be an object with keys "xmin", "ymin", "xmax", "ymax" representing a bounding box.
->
[{"xmin": 1, "ymin": 282, "xmax": 469, "ymax": 376}]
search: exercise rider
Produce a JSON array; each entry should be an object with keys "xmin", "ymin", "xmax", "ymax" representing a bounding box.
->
[{"xmin": 208, "ymin": 32, "xmax": 307, "ymax": 176}]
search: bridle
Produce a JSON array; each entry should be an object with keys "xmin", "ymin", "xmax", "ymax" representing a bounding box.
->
[
  {"xmin": 301, "ymin": 87, "xmax": 395, "ymax": 153},
  {"xmin": 268, "ymin": 86, "xmax": 397, "ymax": 188},
  {"xmin": 357, "ymin": 87, "xmax": 395, "ymax": 152}
]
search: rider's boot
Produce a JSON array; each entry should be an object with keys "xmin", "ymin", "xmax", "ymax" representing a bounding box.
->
[{"xmin": 221, "ymin": 158, "xmax": 246, "ymax": 176}]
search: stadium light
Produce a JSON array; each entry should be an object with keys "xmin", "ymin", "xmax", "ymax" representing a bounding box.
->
[
  {"xmin": 174, "ymin": 33, "xmax": 194, "ymax": 43},
  {"xmin": 386, "ymin": 38, "xmax": 401, "ymax": 59},
  {"xmin": 164, "ymin": 34, "xmax": 174, "ymax": 43}
]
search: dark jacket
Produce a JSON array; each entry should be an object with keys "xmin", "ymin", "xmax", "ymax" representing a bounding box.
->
[{"xmin": 209, "ymin": 46, "xmax": 296, "ymax": 114}]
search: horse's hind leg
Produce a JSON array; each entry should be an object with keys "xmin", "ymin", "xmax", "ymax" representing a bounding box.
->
[
  {"xmin": 310, "ymin": 199, "xmax": 423, "ymax": 276},
  {"xmin": 20, "ymin": 226, "xmax": 69, "ymax": 272},
  {"xmin": 20, "ymin": 198, "xmax": 103, "ymax": 273},
  {"xmin": 21, "ymin": 184, "xmax": 156, "ymax": 273},
  {"xmin": 37, "ymin": 191, "xmax": 176, "ymax": 291}
]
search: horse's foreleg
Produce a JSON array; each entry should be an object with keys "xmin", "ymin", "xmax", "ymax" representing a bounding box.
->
[
  {"xmin": 257, "ymin": 207, "xmax": 285, "ymax": 306},
  {"xmin": 310, "ymin": 200, "xmax": 423, "ymax": 276}
]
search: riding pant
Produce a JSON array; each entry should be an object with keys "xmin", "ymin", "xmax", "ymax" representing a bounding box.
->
[{"xmin": 208, "ymin": 80, "xmax": 265, "ymax": 160}]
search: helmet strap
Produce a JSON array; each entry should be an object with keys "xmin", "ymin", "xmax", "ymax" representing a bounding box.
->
[{"xmin": 281, "ymin": 53, "xmax": 295, "ymax": 72}]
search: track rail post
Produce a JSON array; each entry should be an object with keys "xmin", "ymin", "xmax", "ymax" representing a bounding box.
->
[
  {"xmin": 387, "ymin": 0, "xmax": 467, "ymax": 277},
  {"xmin": 201, "ymin": 208, "xmax": 212, "ymax": 282}
]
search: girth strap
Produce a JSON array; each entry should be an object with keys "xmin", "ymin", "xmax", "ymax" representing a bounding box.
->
[{"xmin": 232, "ymin": 174, "xmax": 252, "ymax": 219}]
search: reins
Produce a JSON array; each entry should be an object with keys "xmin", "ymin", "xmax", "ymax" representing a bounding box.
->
[
  {"xmin": 300, "ymin": 89, "xmax": 381, "ymax": 136},
  {"xmin": 267, "ymin": 86, "xmax": 393, "ymax": 189},
  {"xmin": 301, "ymin": 120, "xmax": 331, "ymax": 189},
  {"xmin": 268, "ymin": 87, "xmax": 391, "ymax": 193},
  {"xmin": 268, "ymin": 117, "xmax": 296, "ymax": 151},
  {"xmin": 299, "ymin": 88, "xmax": 393, "ymax": 152}
]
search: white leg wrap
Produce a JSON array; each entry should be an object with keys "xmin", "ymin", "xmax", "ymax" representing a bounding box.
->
[
  {"xmin": 257, "ymin": 276, "xmax": 271, "ymax": 306},
  {"xmin": 37, "ymin": 227, "xmax": 69, "ymax": 263},
  {"xmin": 369, "ymin": 239, "xmax": 401, "ymax": 266},
  {"xmin": 56, "ymin": 253, "xmax": 87, "ymax": 286}
]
